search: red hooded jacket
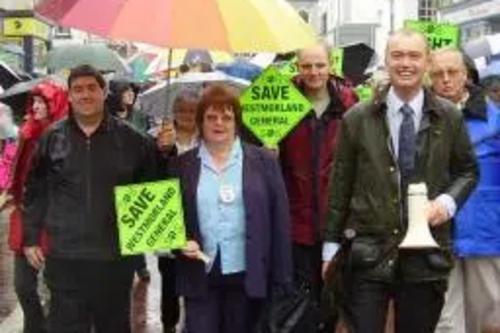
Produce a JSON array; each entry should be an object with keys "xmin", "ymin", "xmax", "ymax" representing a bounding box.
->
[{"xmin": 8, "ymin": 81, "xmax": 68, "ymax": 254}]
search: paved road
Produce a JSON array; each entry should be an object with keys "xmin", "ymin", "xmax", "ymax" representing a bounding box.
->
[
  {"xmin": 0, "ymin": 214, "xmax": 17, "ymax": 324},
  {"xmin": 0, "ymin": 213, "xmax": 173, "ymax": 333}
]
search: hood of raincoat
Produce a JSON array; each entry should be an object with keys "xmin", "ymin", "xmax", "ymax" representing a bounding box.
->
[{"xmin": 20, "ymin": 81, "xmax": 69, "ymax": 140}]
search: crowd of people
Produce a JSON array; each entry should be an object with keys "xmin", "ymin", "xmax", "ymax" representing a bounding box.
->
[{"xmin": 0, "ymin": 27, "xmax": 498, "ymax": 333}]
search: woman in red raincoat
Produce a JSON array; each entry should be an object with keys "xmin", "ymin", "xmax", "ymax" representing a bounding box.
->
[{"xmin": 7, "ymin": 81, "xmax": 68, "ymax": 333}]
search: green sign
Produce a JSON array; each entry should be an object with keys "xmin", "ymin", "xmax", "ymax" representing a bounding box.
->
[
  {"xmin": 355, "ymin": 86, "xmax": 373, "ymax": 103},
  {"xmin": 276, "ymin": 57, "xmax": 298, "ymax": 79},
  {"xmin": 115, "ymin": 180, "xmax": 187, "ymax": 255},
  {"xmin": 240, "ymin": 66, "xmax": 312, "ymax": 148},
  {"xmin": 330, "ymin": 48, "xmax": 344, "ymax": 76},
  {"xmin": 405, "ymin": 20, "xmax": 460, "ymax": 50}
]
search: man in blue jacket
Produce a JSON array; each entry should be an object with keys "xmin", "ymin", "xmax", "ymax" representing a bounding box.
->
[{"xmin": 431, "ymin": 48, "xmax": 500, "ymax": 333}]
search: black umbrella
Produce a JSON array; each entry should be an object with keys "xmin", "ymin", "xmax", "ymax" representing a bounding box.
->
[
  {"xmin": 0, "ymin": 61, "xmax": 31, "ymax": 90},
  {"xmin": 275, "ymin": 43, "xmax": 376, "ymax": 86},
  {"xmin": 341, "ymin": 43, "xmax": 377, "ymax": 86},
  {"xmin": 0, "ymin": 76, "xmax": 65, "ymax": 113}
]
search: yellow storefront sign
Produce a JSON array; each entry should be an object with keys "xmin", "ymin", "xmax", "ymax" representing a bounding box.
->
[{"xmin": 3, "ymin": 17, "xmax": 50, "ymax": 41}]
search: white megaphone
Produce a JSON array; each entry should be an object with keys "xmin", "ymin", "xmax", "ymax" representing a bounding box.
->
[{"xmin": 399, "ymin": 183, "xmax": 439, "ymax": 249}]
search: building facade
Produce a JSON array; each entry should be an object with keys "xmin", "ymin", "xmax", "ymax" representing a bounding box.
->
[
  {"xmin": 0, "ymin": 0, "xmax": 106, "ymax": 73},
  {"xmin": 0, "ymin": 0, "xmax": 50, "ymax": 72},
  {"xmin": 438, "ymin": 0, "xmax": 500, "ymax": 43},
  {"xmin": 303, "ymin": 0, "xmax": 420, "ymax": 64},
  {"xmin": 419, "ymin": 0, "xmax": 439, "ymax": 21}
]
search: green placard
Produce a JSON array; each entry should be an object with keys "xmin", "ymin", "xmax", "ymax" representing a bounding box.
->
[
  {"xmin": 276, "ymin": 57, "xmax": 298, "ymax": 79},
  {"xmin": 330, "ymin": 48, "xmax": 344, "ymax": 76},
  {"xmin": 355, "ymin": 86, "xmax": 373, "ymax": 103},
  {"xmin": 405, "ymin": 20, "xmax": 460, "ymax": 50},
  {"xmin": 114, "ymin": 179, "xmax": 187, "ymax": 255},
  {"xmin": 240, "ymin": 66, "xmax": 312, "ymax": 148}
]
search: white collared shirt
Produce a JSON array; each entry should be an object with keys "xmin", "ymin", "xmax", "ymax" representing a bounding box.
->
[{"xmin": 386, "ymin": 87, "xmax": 424, "ymax": 157}]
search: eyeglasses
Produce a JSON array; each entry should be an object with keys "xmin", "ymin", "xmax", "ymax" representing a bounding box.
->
[{"xmin": 430, "ymin": 69, "xmax": 463, "ymax": 79}]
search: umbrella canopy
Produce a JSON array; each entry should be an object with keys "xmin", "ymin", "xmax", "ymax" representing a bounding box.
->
[
  {"xmin": 145, "ymin": 49, "xmax": 233, "ymax": 75},
  {"xmin": 341, "ymin": 43, "xmax": 377, "ymax": 86},
  {"xmin": 47, "ymin": 44, "xmax": 131, "ymax": 73},
  {"xmin": 0, "ymin": 61, "xmax": 31, "ymax": 90},
  {"xmin": 479, "ymin": 59, "xmax": 500, "ymax": 78},
  {"xmin": 126, "ymin": 51, "xmax": 157, "ymax": 82},
  {"xmin": 139, "ymin": 71, "xmax": 250, "ymax": 118},
  {"xmin": 35, "ymin": 0, "xmax": 317, "ymax": 53},
  {"xmin": 463, "ymin": 33, "xmax": 500, "ymax": 59},
  {"xmin": 275, "ymin": 43, "xmax": 376, "ymax": 86},
  {"xmin": 0, "ymin": 76, "xmax": 66, "ymax": 113},
  {"xmin": 250, "ymin": 53, "xmax": 276, "ymax": 68},
  {"xmin": 215, "ymin": 60, "xmax": 264, "ymax": 81}
]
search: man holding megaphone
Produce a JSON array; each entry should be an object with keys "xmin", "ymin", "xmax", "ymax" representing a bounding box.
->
[{"xmin": 322, "ymin": 29, "xmax": 479, "ymax": 333}]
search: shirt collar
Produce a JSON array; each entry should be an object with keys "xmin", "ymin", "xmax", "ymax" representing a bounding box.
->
[
  {"xmin": 198, "ymin": 137, "xmax": 242, "ymax": 170},
  {"xmin": 387, "ymin": 87, "xmax": 424, "ymax": 117}
]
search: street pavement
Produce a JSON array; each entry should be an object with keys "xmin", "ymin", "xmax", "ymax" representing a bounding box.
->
[
  {"xmin": 0, "ymin": 213, "xmax": 177, "ymax": 333},
  {"xmin": 1, "ymin": 213, "xmax": 389, "ymax": 333}
]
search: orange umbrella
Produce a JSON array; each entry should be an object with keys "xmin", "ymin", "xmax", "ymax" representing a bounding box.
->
[{"xmin": 36, "ymin": 0, "xmax": 317, "ymax": 53}]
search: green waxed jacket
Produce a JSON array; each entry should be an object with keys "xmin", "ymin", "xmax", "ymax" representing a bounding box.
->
[{"xmin": 324, "ymin": 86, "xmax": 479, "ymax": 282}]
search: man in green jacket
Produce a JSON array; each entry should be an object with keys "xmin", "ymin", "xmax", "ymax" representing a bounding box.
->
[{"xmin": 322, "ymin": 29, "xmax": 479, "ymax": 333}]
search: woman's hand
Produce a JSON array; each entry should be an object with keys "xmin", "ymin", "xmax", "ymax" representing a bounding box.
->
[
  {"xmin": 181, "ymin": 240, "xmax": 201, "ymax": 259},
  {"xmin": 156, "ymin": 121, "xmax": 176, "ymax": 152},
  {"xmin": 181, "ymin": 240, "xmax": 211, "ymax": 264}
]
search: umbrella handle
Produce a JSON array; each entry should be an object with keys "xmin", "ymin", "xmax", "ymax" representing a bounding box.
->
[{"xmin": 163, "ymin": 48, "xmax": 174, "ymax": 122}]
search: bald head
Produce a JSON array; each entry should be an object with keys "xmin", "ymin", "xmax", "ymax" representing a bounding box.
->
[
  {"xmin": 296, "ymin": 43, "xmax": 329, "ymax": 61},
  {"xmin": 296, "ymin": 43, "xmax": 331, "ymax": 96},
  {"xmin": 429, "ymin": 48, "xmax": 468, "ymax": 104}
]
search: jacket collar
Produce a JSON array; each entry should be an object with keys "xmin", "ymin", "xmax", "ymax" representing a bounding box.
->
[
  {"xmin": 372, "ymin": 84, "xmax": 445, "ymax": 117},
  {"xmin": 68, "ymin": 107, "xmax": 113, "ymax": 135},
  {"xmin": 293, "ymin": 74, "xmax": 351, "ymax": 117},
  {"xmin": 463, "ymin": 84, "xmax": 487, "ymax": 121}
]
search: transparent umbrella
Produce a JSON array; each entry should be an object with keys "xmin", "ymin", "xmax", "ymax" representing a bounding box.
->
[
  {"xmin": 139, "ymin": 71, "xmax": 250, "ymax": 119},
  {"xmin": 47, "ymin": 44, "xmax": 131, "ymax": 74}
]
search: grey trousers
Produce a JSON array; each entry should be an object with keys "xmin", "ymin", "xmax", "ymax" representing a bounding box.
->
[{"xmin": 435, "ymin": 258, "xmax": 500, "ymax": 333}]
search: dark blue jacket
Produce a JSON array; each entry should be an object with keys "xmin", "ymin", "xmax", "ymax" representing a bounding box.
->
[{"xmin": 173, "ymin": 143, "xmax": 292, "ymax": 298}]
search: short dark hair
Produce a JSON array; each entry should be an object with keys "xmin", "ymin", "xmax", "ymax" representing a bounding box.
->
[
  {"xmin": 196, "ymin": 84, "xmax": 242, "ymax": 132},
  {"xmin": 67, "ymin": 64, "xmax": 106, "ymax": 90}
]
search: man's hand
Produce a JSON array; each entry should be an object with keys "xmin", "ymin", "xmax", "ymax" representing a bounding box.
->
[
  {"xmin": 156, "ymin": 121, "xmax": 176, "ymax": 152},
  {"xmin": 24, "ymin": 246, "xmax": 45, "ymax": 270},
  {"xmin": 428, "ymin": 200, "xmax": 450, "ymax": 227}
]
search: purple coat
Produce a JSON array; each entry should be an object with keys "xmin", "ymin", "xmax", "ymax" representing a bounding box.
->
[{"xmin": 173, "ymin": 143, "xmax": 292, "ymax": 298}]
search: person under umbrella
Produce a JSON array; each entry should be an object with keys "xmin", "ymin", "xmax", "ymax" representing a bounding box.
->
[
  {"xmin": 108, "ymin": 81, "xmax": 152, "ymax": 135},
  {"xmin": 4, "ymin": 81, "xmax": 68, "ymax": 333},
  {"xmin": 156, "ymin": 88, "xmax": 200, "ymax": 333},
  {"xmin": 174, "ymin": 84, "xmax": 292, "ymax": 333},
  {"xmin": 107, "ymin": 80, "xmax": 152, "ymax": 282}
]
